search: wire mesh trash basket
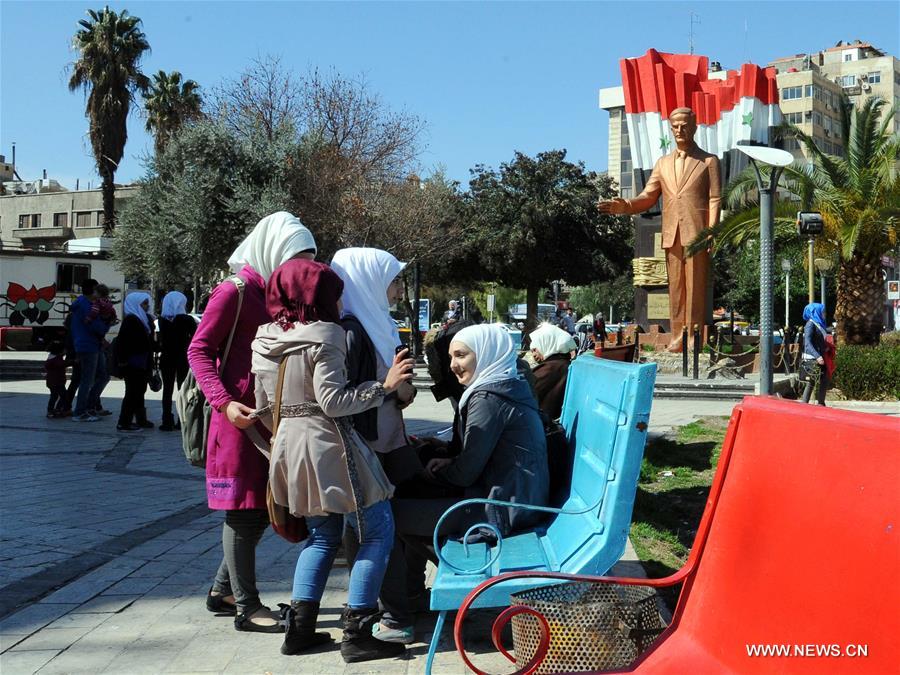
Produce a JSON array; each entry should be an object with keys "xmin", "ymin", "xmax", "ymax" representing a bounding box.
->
[{"xmin": 509, "ymin": 581, "xmax": 667, "ymax": 673}]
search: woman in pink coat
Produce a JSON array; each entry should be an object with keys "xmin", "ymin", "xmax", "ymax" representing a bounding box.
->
[{"xmin": 187, "ymin": 212, "xmax": 317, "ymax": 633}]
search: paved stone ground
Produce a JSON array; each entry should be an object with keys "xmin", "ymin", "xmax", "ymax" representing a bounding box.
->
[{"xmin": 1, "ymin": 376, "xmax": 895, "ymax": 674}]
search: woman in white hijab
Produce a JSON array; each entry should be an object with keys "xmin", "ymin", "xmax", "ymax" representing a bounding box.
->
[
  {"xmin": 158, "ymin": 291, "xmax": 196, "ymax": 430},
  {"xmin": 376, "ymin": 324, "xmax": 549, "ymax": 644},
  {"xmin": 116, "ymin": 292, "xmax": 154, "ymax": 431},
  {"xmin": 187, "ymin": 211, "xmax": 317, "ymax": 633},
  {"xmin": 528, "ymin": 323, "xmax": 577, "ymax": 419}
]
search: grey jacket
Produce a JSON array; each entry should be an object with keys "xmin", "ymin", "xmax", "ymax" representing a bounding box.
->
[{"xmin": 438, "ymin": 377, "xmax": 549, "ymax": 535}]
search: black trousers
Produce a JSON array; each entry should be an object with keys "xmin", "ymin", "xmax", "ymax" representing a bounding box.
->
[
  {"xmin": 160, "ymin": 360, "xmax": 189, "ymax": 424},
  {"xmin": 65, "ymin": 361, "xmax": 81, "ymax": 408},
  {"xmin": 47, "ymin": 385, "xmax": 68, "ymax": 414},
  {"xmin": 118, "ymin": 366, "xmax": 149, "ymax": 425},
  {"xmin": 801, "ymin": 361, "xmax": 827, "ymax": 406}
]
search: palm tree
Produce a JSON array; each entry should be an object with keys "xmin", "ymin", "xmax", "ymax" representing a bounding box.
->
[
  {"xmin": 695, "ymin": 96, "xmax": 899, "ymax": 345},
  {"xmin": 144, "ymin": 70, "xmax": 203, "ymax": 156},
  {"xmin": 69, "ymin": 7, "xmax": 150, "ymax": 235}
]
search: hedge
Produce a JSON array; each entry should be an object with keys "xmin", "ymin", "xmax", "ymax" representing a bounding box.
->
[{"xmin": 832, "ymin": 344, "xmax": 900, "ymax": 400}]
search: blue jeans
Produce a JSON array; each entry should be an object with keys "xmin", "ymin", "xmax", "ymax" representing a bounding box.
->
[
  {"xmin": 293, "ymin": 500, "xmax": 394, "ymax": 609},
  {"xmin": 73, "ymin": 350, "xmax": 108, "ymax": 416}
]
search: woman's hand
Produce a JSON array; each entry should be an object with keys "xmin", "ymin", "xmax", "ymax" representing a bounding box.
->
[
  {"xmin": 224, "ymin": 401, "xmax": 256, "ymax": 429},
  {"xmin": 816, "ymin": 356, "xmax": 824, "ymax": 365},
  {"xmin": 425, "ymin": 457, "xmax": 453, "ymax": 478},
  {"xmin": 384, "ymin": 348, "xmax": 415, "ymax": 392}
]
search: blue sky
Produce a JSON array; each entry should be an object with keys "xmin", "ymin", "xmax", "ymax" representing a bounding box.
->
[{"xmin": 2, "ymin": 1, "xmax": 897, "ymax": 189}]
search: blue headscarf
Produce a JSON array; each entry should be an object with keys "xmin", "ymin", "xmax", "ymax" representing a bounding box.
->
[{"xmin": 803, "ymin": 303, "xmax": 827, "ymax": 330}]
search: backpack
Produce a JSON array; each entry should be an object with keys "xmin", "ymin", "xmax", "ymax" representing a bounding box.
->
[{"xmin": 176, "ymin": 277, "xmax": 245, "ymax": 468}]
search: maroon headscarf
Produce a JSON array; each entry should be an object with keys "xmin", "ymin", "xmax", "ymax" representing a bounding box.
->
[{"xmin": 266, "ymin": 259, "xmax": 344, "ymax": 330}]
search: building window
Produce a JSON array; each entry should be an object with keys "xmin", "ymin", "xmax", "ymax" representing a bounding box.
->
[
  {"xmin": 843, "ymin": 54, "xmax": 852, "ymax": 62},
  {"xmin": 53, "ymin": 213, "xmax": 68, "ymax": 228},
  {"xmin": 620, "ymin": 160, "xmax": 632, "ymax": 174},
  {"xmin": 621, "ymin": 145, "xmax": 631, "ymax": 160},
  {"xmin": 620, "ymin": 187, "xmax": 633, "ymax": 199},
  {"xmin": 75, "ymin": 211, "xmax": 93, "ymax": 228},
  {"xmin": 782, "ymin": 137, "xmax": 801, "ymax": 151},
  {"xmin": 620, "ymin": 173, "xmax": 632, "ymax": 189},
  {"xmin": 56, "ymin": 263, "xmax": 91, "ymax": 293},
  {"xmin": 784, "ymin": 112, "xmax": 804, "ymax": 124},
  {"xmin": 804, "ymin": 84, "xmax": 820, "ymax": 98},
  {"xmin": 18, "ymin": 213, "xmax": 41, "ymax": 228},
  {"xmin": 866, "ymin": 71, "xmax": 881, "ymax": 84},
  {"xmin": 813, "ymin": 111, "xmax": 823, "ymax": 127},
  {"xmin": 782, "ymin": 86, "xmax": 803, "ymax": 100},
  {"xmin": 96, "ymin": 211, "xmax": 105, "ymax": 229},
  {"xmin": 840, "ymin": 75, "xmax": 856, "ymax": 87}
]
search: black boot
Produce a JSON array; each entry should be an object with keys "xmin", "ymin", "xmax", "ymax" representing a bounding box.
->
[
  {"xmin": 340, "ymin": 606, "xmax": 405, "ymax": 663},
  {"xmin": 159, "ymin": 411, "xmax": 175, "ymax": 431},
  {"xmin": 281, "ymin": 601, "xmax": 333, "ymax": 655}
]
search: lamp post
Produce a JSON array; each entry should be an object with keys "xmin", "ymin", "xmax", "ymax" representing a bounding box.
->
[
  {"xmin": 737, "ymin": 144, "xmax": 794, "ymax": 396},
  {"xmin": 814, "ymin": 257, "xmax": 833, "ymax": 311},
  {"xmin": 781, "ymin": 258, "xmax": 792, "ymax": 328}
]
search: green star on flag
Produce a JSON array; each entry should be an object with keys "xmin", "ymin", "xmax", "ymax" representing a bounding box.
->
[
  {"xmin": 659, "ymin": 136, "xmax": 672, "ymax": 151},
  {"xmin": 742, "ymin": 112, "xmax": 753, "ymax": 126}
]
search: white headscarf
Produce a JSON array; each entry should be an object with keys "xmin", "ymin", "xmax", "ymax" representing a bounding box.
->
[
  {"xmin": 331, "ymin": 248, "xmax": 407, "ymax": 367},
  {"xmin": 530, "ymin": 323, "xmax": 576, "ymax": 360},
  {"xmin": 160, "ymin": 291, "xmax": 187, "ymax": 320},
  {"xmin": 227, "ymin": 211, "xmax": 317, "ymax": 281},
  {"xmin": 454, "ymin": 324, "xmax": 519, "ymax": 409},
  {"xmin": 124, "ymin": 292, "xmax": 151, "ymax": 332}
]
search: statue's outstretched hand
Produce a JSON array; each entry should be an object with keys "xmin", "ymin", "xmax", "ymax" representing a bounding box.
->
[{"xmin": 598, "ymin": 198, "xmax": 629, "ymax": 215}]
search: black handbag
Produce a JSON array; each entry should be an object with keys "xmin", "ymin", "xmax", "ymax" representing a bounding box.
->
[{"xmin": 148, "ymin": 354, "xmax": 163, "ymax": 392}]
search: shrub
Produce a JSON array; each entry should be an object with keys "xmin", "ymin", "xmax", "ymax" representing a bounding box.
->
[
  {"xmin": 880, "ymin": 331, "xmax": 900, "ymax": 348},
  {"xmin": 833, "ymin": 344, "xmax": 900, "ymax": 400}
]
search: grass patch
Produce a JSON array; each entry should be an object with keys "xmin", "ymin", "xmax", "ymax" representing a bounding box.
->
[{"xmin": 630, "ymin": 416, "xmax": 729, "ymax": 608}]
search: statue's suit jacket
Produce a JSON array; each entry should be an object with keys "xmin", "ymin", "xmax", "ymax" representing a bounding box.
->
[{"xmin": 636, "ymin": 146, "xmax": 721, "ymax": 249}]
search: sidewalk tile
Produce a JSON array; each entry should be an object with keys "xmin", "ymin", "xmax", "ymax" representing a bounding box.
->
[
  {"xmin": 71, "ymin": 595, "xmax": 140, "ymax": 614},
  {"xmin": 0, "ymin": 649, "xmax": 61, "ymax": 673},
  {"xmin": 0, "ymin": 604, "xmax": 78, "ymax": 636},
  {"xmin": 9, "ymin": 626, "xmax": 93, "ymax": 651}
]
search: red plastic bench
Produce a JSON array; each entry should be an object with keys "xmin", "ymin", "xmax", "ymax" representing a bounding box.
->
[{"xmin": 455, "ymin": 397, "xmax": 900, "ymax": 674}]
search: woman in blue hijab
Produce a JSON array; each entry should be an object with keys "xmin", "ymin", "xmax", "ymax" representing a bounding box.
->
[{"xmin": 801, "ymin": 302, "xmax": 829, "ymax": 405}]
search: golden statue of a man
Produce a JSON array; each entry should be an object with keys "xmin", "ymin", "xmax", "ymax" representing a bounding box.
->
[{"xmin": 599, "ymin": 107, "xmax": 721, "ymax": 352}]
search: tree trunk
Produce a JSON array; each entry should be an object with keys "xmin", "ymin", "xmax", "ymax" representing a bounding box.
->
[
  {"xmin": 835, "ymin": 252, "xmax": 885, "ymax": 345},
  {"xmin": 525, "ymin": 285, "xmax": 539, "ymax": 334},
  {"xmin": 101, "ymin": 168, "xmax": 116, "ymax": 236}
]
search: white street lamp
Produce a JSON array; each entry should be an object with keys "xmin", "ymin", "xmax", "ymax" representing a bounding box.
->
[{"xmin": 781, "ymin": 258, "xmax": 792, "ymax": 328}]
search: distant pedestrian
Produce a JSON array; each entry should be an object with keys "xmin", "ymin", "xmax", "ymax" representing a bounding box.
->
[
  {"xmin": 442, "ymin": 300, "xmax": 460, "ymax": 325},
  {"xmin": 158, "ymin": 291, "xmax": 196, "ymax": 431},
  {"xmin": 800, "ymin": 302, "xmax": 833, "ymax": 406},
  {"xmin": 593, "ymin": 311, "xmax": 607, "ymax": 344},
  {"xmin": 44, "ymin": 341, "xmax": 68, "ymax": 418},
  {"xmin": 562, "ymin": 308, "xmax": 576, "ymax": 334},
  {"xmin": 115, "ymin": 292, "xmax": 155, "ymax": 431},
  {"xmin": 188, "ymin": 211, "xmax": 318, "ymax": 633},
  {"xmin": 69, "ymin": 278, "xmax": 111, "ymax": 422}
]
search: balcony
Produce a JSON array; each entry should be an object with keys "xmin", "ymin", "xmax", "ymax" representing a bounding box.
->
[{"xmin": 13, "ymin": 226, "xmax": 72, "ymax": 241}]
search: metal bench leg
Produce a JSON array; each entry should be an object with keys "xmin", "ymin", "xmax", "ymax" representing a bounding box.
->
[{"xmin": 425, "ymin": 610, "xmax": 447, "ymax": 675}]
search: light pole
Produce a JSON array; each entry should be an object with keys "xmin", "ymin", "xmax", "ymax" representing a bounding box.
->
[
  {"xmin": 814, "ymin": 257, "xmax": 833, "ymax": 311},
  {"xmin": 737, "ymin": 144, "xmax": 794, "ymax": 396},
  {"xmin": 781, "ymin": 258, "xmax": 792, "ymax": 328}
]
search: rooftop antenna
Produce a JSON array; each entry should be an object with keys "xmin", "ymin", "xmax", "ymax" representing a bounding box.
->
[
  {"xmin": 744, "ymin": 19, "xmax": 750, "ymax": 63},
  {"xmin": 689, "ymin": 12, "xmax": 701, "ymax": 55}
]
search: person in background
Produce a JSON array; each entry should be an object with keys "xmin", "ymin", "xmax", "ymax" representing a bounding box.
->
[
  {"xmin": 44, "ymin": 341, "xmax": 68, "ymax": 418},
  {"xmin": 442, "ymin": 300, "xmax": 460, "ymax": 325},
  {"xmin": 562, "ymin": 308, "xmax": 576, "ymax": 334},
  {"xmin": 69, "ymin": 278, "xmax": 111, "ymax": 422},
  {"xmin": 801, "ymin": 302, "xmax": 833, "ymax": 406},
  {"xmin": 158, "ymin": 290, "xmax": 197, "ymax": 431},
  {"xmin": 251, "ymin": 258, "xmax": 414, "ymax": 662},
  {"xmin": 593, "ymin": 311, "xmax": 607, "ymax": 344},
  {"xmin": 188, "ymin": 211, "xmax": 317, "ymax": 634},
  {"xmin": 115, "ymin": 292, "xmax": 155, "ymax": 431},
  {"xmin": 529, "ymin": 323, "xmax": 577, "ymax": 420},
  {"xmin": 84, "ymin": 284, "xmax": 118, "ymax": 326}
]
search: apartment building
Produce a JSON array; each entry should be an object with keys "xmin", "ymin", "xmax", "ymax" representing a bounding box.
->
[{"xmin": 0, "ymin": 159, "xmax": 138, "ymax": 249}]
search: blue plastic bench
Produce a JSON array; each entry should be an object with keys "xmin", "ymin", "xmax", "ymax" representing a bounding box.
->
[{"xmin": 424, "ymin": 355, "xmax": 657, "ymax": 673}]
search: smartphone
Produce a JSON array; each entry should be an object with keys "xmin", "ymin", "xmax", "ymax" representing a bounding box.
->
[{"xmin": 395, "ymin": 345, "xmax": 413, "ymax": 374}]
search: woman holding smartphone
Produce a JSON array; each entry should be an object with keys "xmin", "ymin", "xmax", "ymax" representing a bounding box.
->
[{"xmin": 251, "ymin": 258, "xmax": 414, "ymax": 663}]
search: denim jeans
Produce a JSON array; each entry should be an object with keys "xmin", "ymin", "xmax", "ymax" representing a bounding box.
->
[
  {"xmin": 73, "ymin": 350, "xmax": 108, "ymax": 416},
  {"xmin": 293, "ymin": 500, "xmax": 394, "ymax": 609}
]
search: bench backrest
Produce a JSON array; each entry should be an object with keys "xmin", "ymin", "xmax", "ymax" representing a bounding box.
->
[
  {"xmin": 660, "ymin": 397, "xmax": 900, "ymax": 670},
  {"xmin": 548, "ymin": 355, "xmax": 656, "ymax": 572}
]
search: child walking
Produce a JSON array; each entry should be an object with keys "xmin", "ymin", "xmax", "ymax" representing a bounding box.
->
[{"xmin": 45, "ymin": 341, "xmax": 68, "ymax": 418}]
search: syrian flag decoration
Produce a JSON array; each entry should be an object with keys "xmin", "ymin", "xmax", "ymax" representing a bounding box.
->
[{"xmin": 620, "ymin": 49, "xmax": 781, "ymax": 173}]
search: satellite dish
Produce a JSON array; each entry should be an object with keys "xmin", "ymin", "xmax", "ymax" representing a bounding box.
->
[{"xmin": 737, "ymin": 145, "xmax": 794, "ymax": 167}]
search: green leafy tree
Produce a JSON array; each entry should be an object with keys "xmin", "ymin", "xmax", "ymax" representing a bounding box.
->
[
  {"xmin": 467, "ymin": 150, "xmax": 631, "ymax": 330},
  {"xmin": 567, "ymin": 274, "xmax": 635, "ymax": 322},
  {"xmin": 695, "ymin": 96, "xmax": 899, "ymax": 344},
  {"xmin": 144, "ymin": 70, "xmax": 202, "ymax": 155},
  {"xmin": 69, "ymin": 7, "xmax": 150, "ymax": 235}
]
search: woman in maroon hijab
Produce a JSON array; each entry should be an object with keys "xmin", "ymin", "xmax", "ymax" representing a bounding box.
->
[{"xmin": 251, "ymin": 259, "xmax": 415, "ymax": 663}]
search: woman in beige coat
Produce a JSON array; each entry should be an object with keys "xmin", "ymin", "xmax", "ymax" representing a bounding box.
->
[{"xmin": 251, "ymin": 259, "xmax": 414, "ymax": 664}]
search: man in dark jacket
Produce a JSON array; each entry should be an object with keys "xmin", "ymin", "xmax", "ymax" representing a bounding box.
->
[{"xmin": 69, "ymin": 279, "xmax": 111, "ymax": 421}]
